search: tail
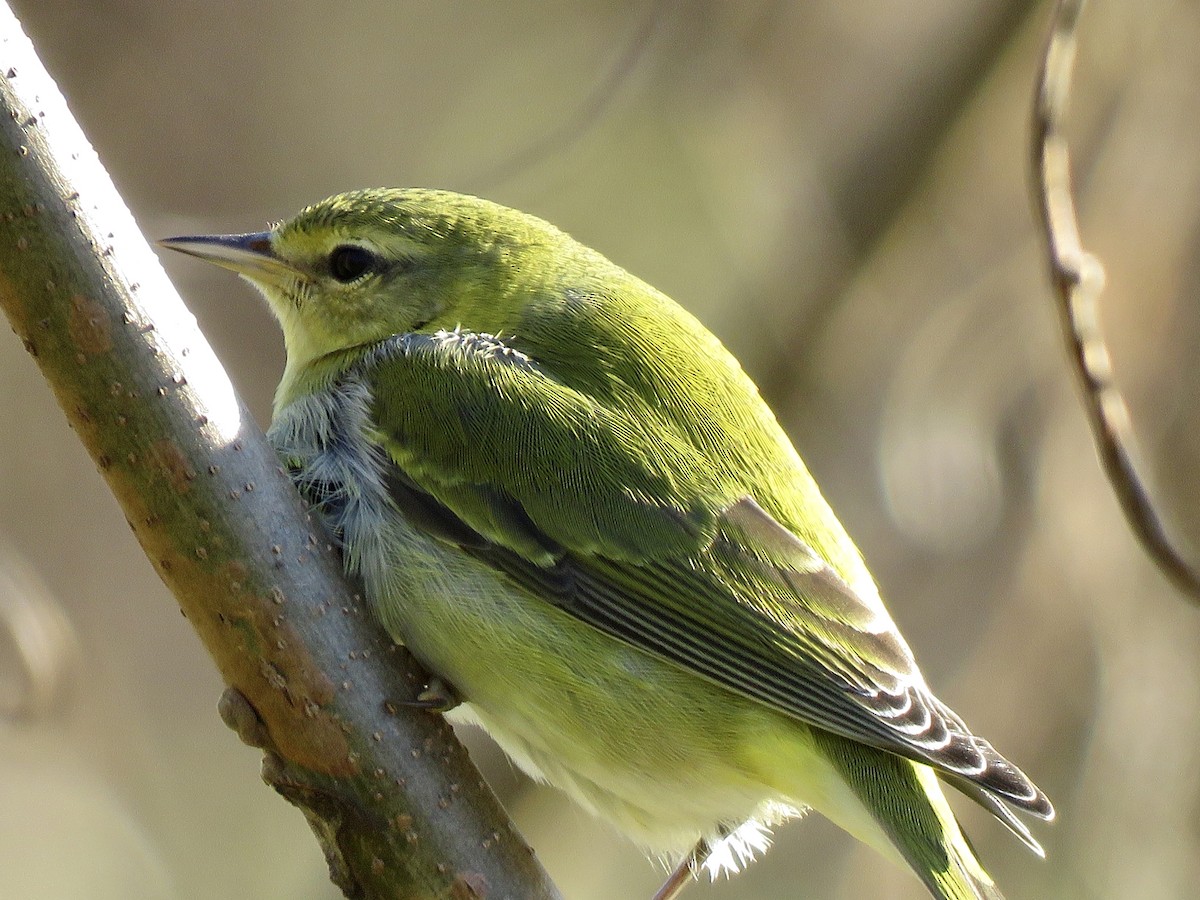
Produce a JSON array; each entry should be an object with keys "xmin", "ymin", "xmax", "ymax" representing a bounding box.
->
[{"xmin": 809, "ymin": 731, "xmax": 1010, "ymax": 900}]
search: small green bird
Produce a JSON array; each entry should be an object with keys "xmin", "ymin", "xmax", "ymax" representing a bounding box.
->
[{"xmin": 162, "ymin": 189, "xmax": 1052, "ymax": 900}]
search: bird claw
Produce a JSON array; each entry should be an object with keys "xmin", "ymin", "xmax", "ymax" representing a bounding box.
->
[{"xmin": 398, "ymin": 676, "xmax": 461, "ymax": 713}]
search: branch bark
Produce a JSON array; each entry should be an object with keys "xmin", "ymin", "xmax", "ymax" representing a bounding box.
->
[
  {"xmin": 0, "ymin": 8, "xmax": 563, "ymax": 899},
  {"xmin": 1032, "ymin": 0, "xmax": 1200, "ymax": 602}
]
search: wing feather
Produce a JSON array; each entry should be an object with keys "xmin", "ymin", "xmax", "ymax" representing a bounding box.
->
[{"xmin": 351, "ymin": 331, "xmax": 1053, "ymax": 822}]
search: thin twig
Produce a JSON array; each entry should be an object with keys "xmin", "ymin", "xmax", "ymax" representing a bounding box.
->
[
  {"xmin": 469, "ymin": 0, "xmax": 674, "ymax": 191},
  {"xmin": 1031, "ymin": 0, "xmax": 1200, "ymax": 600}
]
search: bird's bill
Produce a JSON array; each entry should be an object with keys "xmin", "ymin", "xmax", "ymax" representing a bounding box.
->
[{"xmin": 158, "ymin": 232, "xmax": 298, "ymax": 285}]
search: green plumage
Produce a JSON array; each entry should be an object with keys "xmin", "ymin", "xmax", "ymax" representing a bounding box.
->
[{"xmin": 162, "ymin": 188, "xmax": 1052, "ymax": 899}]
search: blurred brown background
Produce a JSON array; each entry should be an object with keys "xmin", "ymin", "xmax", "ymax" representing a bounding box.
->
[{"xmin": 3, "ymin": 1, "xmax": 1200, "ymax": 898}]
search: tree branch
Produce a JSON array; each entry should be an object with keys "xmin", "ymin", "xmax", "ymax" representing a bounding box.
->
[
  {"xmin": 1031, "ymin": 0, "xmax": 1200, "ymax": 601},
  {"xmin": 0, "ymin": 8, "xmax": 563, "ymax": 898}
]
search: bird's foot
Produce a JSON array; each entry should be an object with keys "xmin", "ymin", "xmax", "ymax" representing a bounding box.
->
[
  {"xmin": 652, "ymin": 837, "xmax": 709, "ymax": 900},
  {"xmin": 398, "ymin": 676, "xmax": 461, "ymax": 713}
]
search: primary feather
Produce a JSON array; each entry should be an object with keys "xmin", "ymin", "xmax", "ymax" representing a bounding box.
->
[{"xmin": 164, "ymin": 188, "xmax": 1052, "ymax": 899}]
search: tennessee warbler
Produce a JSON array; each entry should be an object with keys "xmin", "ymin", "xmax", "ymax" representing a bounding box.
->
[{"xmin": 162, "ymin": 189, "xmax": 1052, "ymax": 900}]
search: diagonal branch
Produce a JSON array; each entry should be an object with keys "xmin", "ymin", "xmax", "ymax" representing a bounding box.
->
[
  {"xmin": 0, "ymin": 7, "xmax": 563, "ymax": 898},
  {"xmin": 1031, "ymin": 0, "xmax": 1200, "ymax": 601}
]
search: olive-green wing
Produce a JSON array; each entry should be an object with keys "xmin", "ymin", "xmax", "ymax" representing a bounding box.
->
[
  {"xmin": 362, "ymin": 328, "xmax": 728, "ymax": 564},
  {"xmin": 352, "ymin": 331, "xmax": 1053, "ymax": 829}
]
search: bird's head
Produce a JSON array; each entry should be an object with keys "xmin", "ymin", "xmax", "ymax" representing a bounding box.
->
[{"xmin": 161, "ymin": 188, "xmax": 567, "ymax": 395}]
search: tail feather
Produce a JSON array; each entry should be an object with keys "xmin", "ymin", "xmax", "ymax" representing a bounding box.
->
[
  {"xmin": 809, "ymin": 730, "xmax": 1014, "ymax": 900},
  {"xmin": 917, "ymin": 830, "xmax": 1005, "ymax": 900}
]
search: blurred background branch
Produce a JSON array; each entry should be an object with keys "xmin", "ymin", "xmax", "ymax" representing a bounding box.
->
[
  {"xmin": 1033, "ymin": 0, "xmax": 1200, "ymax": 601},
  {"xmin": 468, "ymin": 0, "xmax": 674, "ymax": 193},
  {"xmin": 0, "ymin": 9, "xmax": 561, "ymax": 899}
]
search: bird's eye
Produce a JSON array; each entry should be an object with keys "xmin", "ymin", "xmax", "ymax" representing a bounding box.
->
[{"xmin": 328, "ymin": 244, "xmax": 378, "ymax": 283}]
